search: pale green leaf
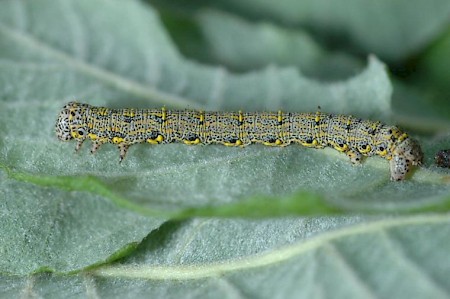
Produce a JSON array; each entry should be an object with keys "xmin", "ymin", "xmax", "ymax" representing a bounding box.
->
[
  {"xmin": 160, "ymin": 7, "xmax": 364, "ymax": 79},
  {"xmin": 0, "ymin": 0, "xmax": 416, "ymax": 218},
  {"xmin": 194, "ymin": 9, "xmax": 324, "ymax": 71},
  {"xmin": 0, "ymin": 172, "xmax": 164, "ymax": 275},
  {"xmin": 1, "ymin": 216, "xmax": 449, "ymax": 298},
  {"xmin": 0, "ymin": 3, "xmax": 450, "ymax": 297}
]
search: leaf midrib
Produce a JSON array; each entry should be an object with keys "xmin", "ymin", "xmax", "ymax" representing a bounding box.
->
[{"xmin": 92, "ymin": 215, "xmax": 450, "ymax": 280}]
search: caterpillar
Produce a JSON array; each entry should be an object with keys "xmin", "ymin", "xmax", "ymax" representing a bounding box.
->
[{"xmin": 55, "ymin": 102, "xmax": 423, "ymax": 181}]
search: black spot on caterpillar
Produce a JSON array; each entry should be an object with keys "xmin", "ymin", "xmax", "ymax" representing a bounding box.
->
[{"xmin": 56, "ymin": 102, "xmax": 423, "ymax": 181}]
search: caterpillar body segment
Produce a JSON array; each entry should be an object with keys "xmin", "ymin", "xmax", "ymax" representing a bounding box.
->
[{"xmin": 55, "ymin": 102, "xmax": 423, "ymax": 181}]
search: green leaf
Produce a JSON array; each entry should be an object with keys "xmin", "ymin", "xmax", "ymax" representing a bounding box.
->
[
  {"xmin": 153, "ymin": 0, "xmax": 450, "ymax": 62},
  {"xmin": 0, "ymin": 0, "xmax": 416, "ymax": 217},
  {"xmin": 96, "ymin": 216, "xmax": 450, "ymax": 299},
  {"xmin": 1, "ymin": 2, "xmax": 450, "ymax": 297},
  {"xmin": 403, "ymin": 28, "xmax": 450, "ymax": 122},
  {"xmin": 0, "ymin": 171, "xmax": 164, "ymax": 275},
  {"xmin": 422, "ymin": 28, "xmax": 450, "ymax": 92},
  {"xmin": 159, "ymin": 7, "xmax": 364, "ymax": 79},
  {"xmin": 1, "ymin": 216, "xmax": 449, "ymax": 298}
]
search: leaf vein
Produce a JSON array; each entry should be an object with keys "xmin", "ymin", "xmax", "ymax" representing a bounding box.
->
[
  {"xmin": 0, "ymin": 23, "xmax": 197, "ymax": 108},
  {"xmin": 91, "ymin": 216, "xmax": 450, "ymax": 281}
]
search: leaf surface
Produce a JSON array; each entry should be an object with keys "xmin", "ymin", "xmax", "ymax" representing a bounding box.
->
[
  {"xmin": 0, "ymin": 2, "xmax": 449, "ymax": 297},
  {"xmin": 1, "ymin": 216, "xmax": 450, "ymax": 298}
]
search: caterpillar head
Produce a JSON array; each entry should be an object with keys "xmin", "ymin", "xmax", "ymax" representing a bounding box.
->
[
  {"xmin": 389, "ymin": 138, "xmax": 423, "ymax": 181},
  {"xmin": 55, "ymin": 102, "xmax": 88, "ymax": 141}
]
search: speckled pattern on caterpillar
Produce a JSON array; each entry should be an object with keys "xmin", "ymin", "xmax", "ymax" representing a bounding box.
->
[{"xmin": 55, "ymin": 102, "xmax": 423, "ymax": 181}]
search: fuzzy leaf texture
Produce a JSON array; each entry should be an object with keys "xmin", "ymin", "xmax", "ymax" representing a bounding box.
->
[{"xmin": 0, "ymin": 0, "xmax": 449, "ymax": 298}]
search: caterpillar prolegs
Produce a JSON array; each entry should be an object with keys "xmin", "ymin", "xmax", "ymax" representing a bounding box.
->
[{"xmin": 55, "ymin": 102, "xmax": 423, "ymax": 181}]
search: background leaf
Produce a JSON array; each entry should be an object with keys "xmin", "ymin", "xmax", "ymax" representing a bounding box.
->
[
  {"xmin": 0, "ymin": 0, "xmax": 449, "ymax": 297},
  {"xmin": 150, "ymin": 0, "xmax": 450, "ymax": 63}
]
